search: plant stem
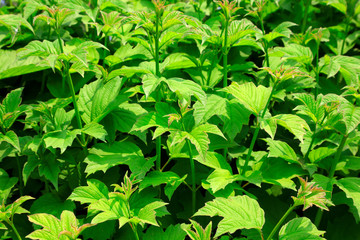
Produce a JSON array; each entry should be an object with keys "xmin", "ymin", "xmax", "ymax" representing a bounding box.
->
[
  {"xmin": 130, "ymin": 223, "xmax": 139, "ymax": 240},
  {"xmin": 4, "ymin": 220, "xmax": 22, "ymax": 240},
  {"xmin": 156, "ymin": 136, "xmax": 161, "ymax": 171},
  {"xmin": 328, "ymin": 134, "xmax": 347, "ymax": 178},
  {"xmin": 314, "ymin": 40, "xmax": 320, "ymax": 99},
  {"xmin": 65, "ymin": 62, "xmax": 85, "ymax": 144},
  {"xmin": 301, "ymin": 0, "xmax": 311, "ymax": 33},
  {"xmin": 304, "ymin": 124, "xmax": 317, "ymax": 161},
  {"xmin": 266, "ymin": 205, "xmax": 296, "ymax": 240},
  {"xmin": 340, "ymin": 17, "xmax": 351, "ymax": 56},
  {"xmin": 223, "ymin": 18, "xmax": 229, "ymax": 88},
  {"xmin": 154, "ymin": 12, "xmax": 160, "ymax": 77},
  {"xmin": 15, "ymin": 153, "xmax": 23, "ymax": 196},
  {"xmin": 242, "ymin": 83, "xmax": 276, "ymax": 174},
  {"xmin": 154, "ymin": 8, "xmax": 162, "ymax": 173},
  {"xmin": 186, "ymin": 138, "xmax": 196, "ymax": 213},
  {"xmin": 314, "ymin": 208, "xmax": 323, "ymax": 227}
]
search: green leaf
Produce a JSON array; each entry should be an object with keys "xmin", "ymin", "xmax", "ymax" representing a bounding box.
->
[
  {"xmin": 223, "ymin": 99, "xmax": 252, "ymax": 140},
  {"xmin": 308, "ymin": 147, "xmax": 337, "ymax": 163},
  {"xmin": 27, "ymin": 213, "xmax": 61, "ymax": 240},
  {"xmin": 194, "ymin": 151, "xmax": 232, "ymax": 172},
  {"xmin": 336, "ymin": 178, "xmax": 360, "ymax": 221},
  {"xmin": 0, "ymin": 50, "xmax": 49, "ymax": 79},
  {"xmin": 78, "ymin": 78, "xmax": 127, "ymax": 124},
  {"xmin": 172, "ymin": 124, "xmax": 225, "ymax": 160},
  {"xmin": 139, "ymin": 171, "xmax": 187, "ymax": 200},
  {"xmin": 193, "ymin": 94, "xmax": 227, "ymax": 126},
  {"xmin": 82, "ymin": 122, "xmax": 108, "ymax": 141},
  {"xmin": 194, "ymin": 195, "xmax": 265, "ymax": 237},
  {"xmin": 144, "ymin": 224, "xmax": 186, "ymax": 240},
  {"xmin": 340, "ymin": 101, "xmax": 360, "ymax": 135},
  {"xmin": 181, "ymin": 220, "xmax": 212, "ymax": 240},
  {"xmin": 38, "ymin": 157, "xmax": 60, "ymax": 190},
  {"xmin": 23, "ymin": 155, "xmax": 40, "ymax": 186},
  {"xmin": 84, "ymin": 141, "xmax": 151, "ymax": 177},
  {"xmin": 43, "ymin": 130, "xmax": 80, "ymax": 154},
  {"xmin": 263, "ymin": 138, "xmax": 298, "ymax": 164},
  {"xmin": 68, "ymin": 179, "xmax": 109, "ymax": 204},
  {"xmin": 137, "ymin": 201, "xmax": 168, "ymax": 226},
  {"xmin": 273, "ymin": 114, "xmax": 310, "ymax": 143},
  {"xmin": 224, "ymin": 82, "xmax": 272, "ymax": 116},
  {"xmin": 166, "ymin": 78, "xmax": 207, "ymax": 105},
  {"xmin": 279, "ymin": 217, "xmax": 325, "ymax": 240},
  {"xmin": 30, "ymin": 193, "xmax": 75, "ymax": 219},
  {"xmin": 205, "ymin": 169, "xmax": 238, "ymax": 193},
  {"xmin": 0, "ymin": 131, "xmax": 20, "ymax": 152},
  {"xmin": 0, "ymin": 168, "xmax": 18, "ymax": 200}
]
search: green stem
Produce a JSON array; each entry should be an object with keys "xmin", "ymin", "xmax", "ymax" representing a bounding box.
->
[
  {"xmin": 304, "ymin": 124, "xmax": 317, "ymax": 161},
  {"xmin": 156, "ymin": 136, "xmax": 161, "ymax": 171},
  {"xmin": 329, "ymin": 134, "xmax": 347, "ymax": 179},
  {"xmin": 266, "ymin": 205, "xmax": 296, "ymax": 240},
  {"xmin": 340, "ymin": 17, "xmax": 351, "ymax": 56},
  {"xmin": 4, "ymin": 219, "xmax": 22, "ymax": 240},
  {"xmin": 314, "ymin": 208, "xmax": 323, "ymax": 227},
  {"xmin": 181, "ymin": 118, "xmax": 196, "ymax": 213},
  {"xmin": 223, "ymin": 18, "xmax": 229, "ymax": 88},
  {"xmin": 301, "ymin": 0, "xmax": 311, "ymax": 33},
  {"xmin": 15, "ymin": 153, "xmax": 23, "ymax": 196},
  {"xmin": 314, "ymin": 40, "xmax": 320, "ymax": 99},
  {"xmin": 242, "ymin": 83, "xmax": 276, "ymax": 174},
  {"xmin": 186, "ymin": 138, "xmax": 196, "ymax": 213},
  {"xmin": 154, "ymin": 12, "xmax": 160, "ymax": 77},
  {"xmin": 259, "ymin": 13, "xmax": 270, "ymax": 68},
  {"xmin": 130, "ymin": 223, "xmax": 139, "ymax": 240}
]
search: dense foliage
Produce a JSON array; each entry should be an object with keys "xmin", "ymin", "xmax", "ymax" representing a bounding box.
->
[{"xmin": 1, "ymin": 0, "xmax": 360, "ymax": 239}]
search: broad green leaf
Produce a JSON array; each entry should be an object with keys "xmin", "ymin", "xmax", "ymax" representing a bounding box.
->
[
  {"xmin": 166, "ymin": 78, "xmax": 207, "ymax": 105},
  {"xmin": 38, "ymin": 157, "xmax": 60, "ymax": 190},
  {"xmin": 0, "ymin": 131, "xmax": 20, "ymax": 152},
  {"xmin": 181, "ymin": 220, "xmax": 212, "ymax": 240},
  {"xmin": 293, "ymin": 93, "xmax": 324, "ymax": 123},
  {"xmin": 78, "ymin": 78, "xmax": 127, "ymax": 124},
  {"xmin": 322, "ymin": 56, "xmax": 360, "ymax": 86},
  {"xmin": 139, "ymin": 171, "xmax": 187, "ymax": 200},
  {"xmin": 193, "ymin": 94, "xmax": 227, "ymax": 126},
  {"xmin": 43, "ymin": 130, "xmax": 80, "ymax": 154},
  {"xmin": 194, "ymin": 195, "xmax": 265, "ymax": 237},
  {"xmin": 142, "ymin": 74, "xmax": 165, "ymax": 98},
  {"xmin": 308, "ymin": 147, "xmax": 337, "ymax": 163},
  {"xmin": 172, "ymin": 124, "xmax": 225, "ymax": 160},
  {"xmin": 336, "ymin": 178, "xmax": 360, "ymax": 220},
  {"xmin": 273, "ymin": 114, "xmax": 310, "ymax": 143},
  {"xmin": 30, "ymin": 193, "xmax": 75, "ymax": 219},
  {"xmin": 194, "ymin": 151, "xmax": 232, "ymax": 171},
  {"xmin": 144, "ymin": 224, "xmax": 186, "ymax": 240},
  {"xmin": 224, "ymin": 82, "xmax": 272, "ymax": 116},
  {"xmin": 340, "ymin": 101, "xmax": 360, "ymax": 135},
  {"xmin": 223, "ymin": 99, "xmax": 252, "ymax": 140},
  {"xmin": 23, "ymin": 155, "xmax": 40, "ymax": 186},
  {"xmin": 137, "ymin": 201, "xmax": 168, "ymax": 226},
  {"xmin": 263, "ymin": 138, "xmax": 298, "ymax": 164},
  {"xmin": 0, "ymin": 50, "xmax": 49, "ymax": 79},
  {"xmin": 110, "ymin": 102, "xmax": 148, "ymax": 133},
  {"xmin": 68, "ymin": 179, "xmax": 109, "ymax": 204},
  {"xmin": 205, "ymin": 169, "xmax": 238, "ymax": 193},
  {"xmin": 82, "ymin": 122, "xmax": 107, "ymax": 141},
  {"xmin": 90, "ymin": 78, "xmax": 125, "ymax": 123},
  {"xmin": 279, "ymin": 217, "xmax": 325, "ymax": 240},
  {"xmin": 0, "ymin": 168, "xmax": 18, "ymax": 200},
  {"xmin": 84, "ymin": 141, "xmax": 151, "ymax": 177},
  {"xmin": 27, "ymin": 213, "xmax": 62, "ymax": 240},
  {"xmin": 27, "ymin": 210, "xmax": 93, "ymax": 240}
]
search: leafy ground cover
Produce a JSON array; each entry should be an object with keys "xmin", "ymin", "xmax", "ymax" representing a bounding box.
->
[{"xmin": 1, "ymin": 0, "xmax": 360, "ymax": 239}]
